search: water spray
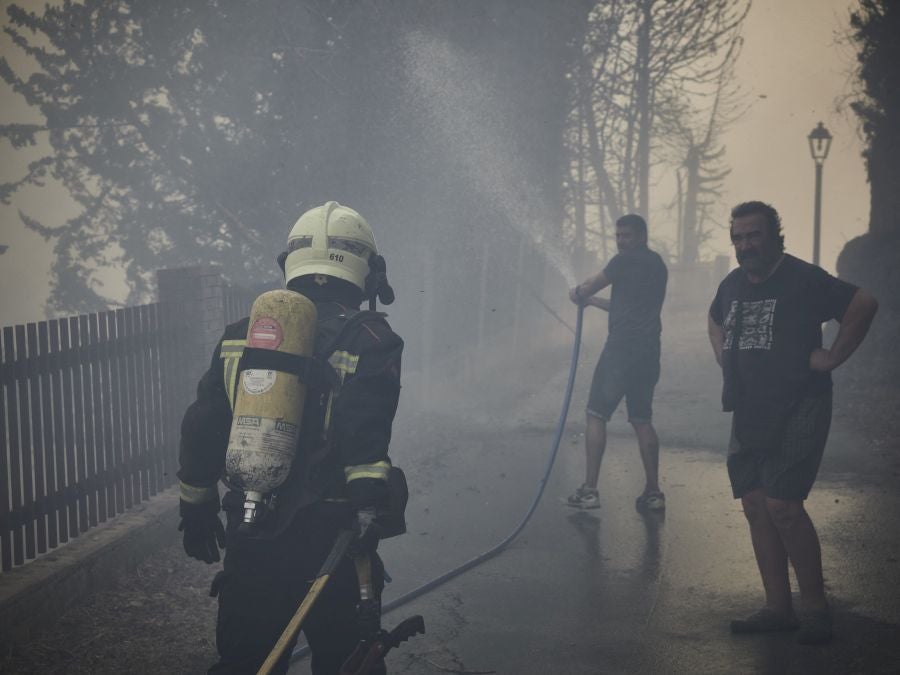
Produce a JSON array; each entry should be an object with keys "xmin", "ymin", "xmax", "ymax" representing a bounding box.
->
[
  {"xmin": 402, "ymin": 31, "xmax": 578, "ymax": 290},
  {"xmin": 292, "ymin": 30, "xmax": 590, "ymax": 665}
]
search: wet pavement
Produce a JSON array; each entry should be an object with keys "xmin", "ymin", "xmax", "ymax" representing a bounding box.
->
[
  {"xmin": 3, "ymin": 306, "xmax": 895, "ymax": 675},
  {"xmin": 354, "ymin": 441, "xmax": 900, "ymax": 675},
  {"xmin": 286, "ymin": 310, "xmax": 900, "ymax": 674}
]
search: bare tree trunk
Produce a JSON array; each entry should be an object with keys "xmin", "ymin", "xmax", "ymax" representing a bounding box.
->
[
  {"xmin": 681, "ymin": 147, "xmax": 701, "ymax": 264},
  {"xmin": 635, "ymin": 0, "xmax": 653, "ymax": 217},
  {"xmin": 574, "ymin": 110, "xmax": 587, "ymax": 277},
  {"xmin": 582, "ymin": 93, "xmax": 622, "ymax": 224},
  {"xmin": 676, "ymin": 169, "xmax": 684, "ymax": 262},
  {"xmin": 599, "ymin": 204, "xmax": 610, "ymax": 263}
]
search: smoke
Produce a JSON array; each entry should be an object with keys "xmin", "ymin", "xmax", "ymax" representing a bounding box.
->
[{"xmin": 401, "ymin": 31, "xmax": 577, "ymax": 288}]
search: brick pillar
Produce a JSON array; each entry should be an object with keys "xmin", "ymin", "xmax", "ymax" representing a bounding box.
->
[
  {"xmin": 157, "ymin": 266, "xmax": 224, "ymax": 380},
  {"xmin": 155, "ymin": 267, "xmax": 225, "ymax": 481}
]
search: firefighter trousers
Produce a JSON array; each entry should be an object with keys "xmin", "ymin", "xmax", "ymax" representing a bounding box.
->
[{"xmin": 207, "ymin": 504, "xmax": 385, "ymax": 675}]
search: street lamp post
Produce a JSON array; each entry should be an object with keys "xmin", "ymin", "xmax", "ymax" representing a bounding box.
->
[{"xmin": 807, "ymin": 121, "xmax": 833, "ymax": 267}]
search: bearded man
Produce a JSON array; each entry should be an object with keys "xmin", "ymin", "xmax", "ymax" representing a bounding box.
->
[{"xmin": 708, "ymin": 201, "xmax": 877, "ymax": 645}]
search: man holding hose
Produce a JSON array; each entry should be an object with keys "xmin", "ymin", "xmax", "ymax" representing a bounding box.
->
[{"xmin": 567, "ymin": 214, "xmax": 668, "ymax": 511}]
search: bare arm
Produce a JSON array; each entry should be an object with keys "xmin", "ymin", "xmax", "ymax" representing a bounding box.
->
[
  {"xmin": 810, "ymin": 288, "xmax": 878, "ymax": 372},
  {"xmin": 587, "ymin": 296, "xmax": 611, "ymax": 311},
  {"xmin": 569, "ymin": 271, "xmax": 611, "ymax": 305},
  {"xmin": 708, "ymin": 314, "xmax": 725, "ymax": 367}
]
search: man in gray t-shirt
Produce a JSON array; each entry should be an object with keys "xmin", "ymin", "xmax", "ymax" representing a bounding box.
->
[{"xmin": 567, "ymin": 214, "xmax": 668, "ymax": 511}]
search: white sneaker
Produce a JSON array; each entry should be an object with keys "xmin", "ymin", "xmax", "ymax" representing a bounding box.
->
[
  {"xmin": 635, "ymin": 491, "xmax": 665, "ymax": 511},
  {"xmin": 566, "ymin": 485, "xmax": 600, "ymax": 509}
]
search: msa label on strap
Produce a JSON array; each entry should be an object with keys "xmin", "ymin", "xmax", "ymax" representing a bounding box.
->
[
  {"xmin": 226, "ymin": 416, "xmax": 298, "ymax": 476},
  {"xmin": 232, "ymin": 416, "xmax": 296, "ymax": 458},
  {"xmin": 242, "ymin": 369, "xmax": 277, "ymax": 395}
]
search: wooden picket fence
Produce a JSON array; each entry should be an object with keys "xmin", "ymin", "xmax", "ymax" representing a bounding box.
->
[
  {"xmin": 0, "ymin": 272, "xmax": 269, "ymax": 574},
  {"xmin": 0, "ymin": 303, "xmax": 190, "ymax": 573}
]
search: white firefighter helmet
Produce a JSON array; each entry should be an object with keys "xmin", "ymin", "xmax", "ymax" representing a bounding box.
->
[{"xmin": 284, "ymin": 201, "xmax": 377, "ymax": 291}]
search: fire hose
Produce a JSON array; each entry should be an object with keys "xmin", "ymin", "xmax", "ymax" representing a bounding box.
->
[{"xmin": 290, "ymin": 303, "xmax": 585, "ymax": 664}]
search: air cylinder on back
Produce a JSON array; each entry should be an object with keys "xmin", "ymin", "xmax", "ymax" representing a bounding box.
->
[{"xmin": 224, "ymin": 290, "xmax": 317, "ymax": 526}]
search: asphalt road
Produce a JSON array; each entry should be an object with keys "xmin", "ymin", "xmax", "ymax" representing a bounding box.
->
[{"xmin": 290, "ymin": 307, "xmax": 900, "ymax": 675}]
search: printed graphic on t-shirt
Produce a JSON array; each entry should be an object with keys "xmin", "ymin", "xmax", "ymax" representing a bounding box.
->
[{"xmin": 723, "ymin": 299, "xmax": 776, "ymax": 351}]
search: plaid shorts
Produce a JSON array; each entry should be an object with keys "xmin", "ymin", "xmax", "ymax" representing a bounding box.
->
[{"xmin": 727, "ymin": 390, "xmax": 833, "ymax": 501}]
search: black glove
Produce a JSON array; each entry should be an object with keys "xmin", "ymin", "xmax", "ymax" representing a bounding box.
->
[
  {"xmin": 178, "ymin": 498, "xmax": 226, "ymax": 564},
  {"xmin": 351, "ymin": 506, "xmax": 382, "ymax": 556}
]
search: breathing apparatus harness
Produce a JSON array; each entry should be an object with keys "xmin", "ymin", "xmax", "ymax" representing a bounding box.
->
[{"xmin": 224, "ymin": 299, "xmax": 404, "ymax": 536}]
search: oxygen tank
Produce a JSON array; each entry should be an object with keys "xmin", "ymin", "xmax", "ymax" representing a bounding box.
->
[{"xmin": 225, "ymin": 290, "xmax": 317, "ymax": 526}]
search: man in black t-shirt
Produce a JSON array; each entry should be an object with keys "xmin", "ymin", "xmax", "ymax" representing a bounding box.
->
[
  {"xmin": 567, "ymin": 214, "xmax": 668, "ymax": 512},
  {"xmin": 708, "ymin": 201, "xmax": 877, "ymax": 645}
]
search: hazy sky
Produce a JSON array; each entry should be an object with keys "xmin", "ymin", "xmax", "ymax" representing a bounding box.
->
[
  {"xmin": 710, "ymin": 0, "xmax": 868, "ymax": 271},
  {"xmin": 0, "ymin": 0, "xmax": 870, "ymax": 325}
]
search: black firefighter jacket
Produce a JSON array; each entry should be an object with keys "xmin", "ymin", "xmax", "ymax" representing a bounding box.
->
[{"xmin": 177, "ymin": 297, "xmax": 403, "ymax": 534}]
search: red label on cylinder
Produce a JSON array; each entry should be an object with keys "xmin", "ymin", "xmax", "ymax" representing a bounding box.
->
[{"xmin": 248, "ymin": 317, "xmax": 283, "ymax": 349}]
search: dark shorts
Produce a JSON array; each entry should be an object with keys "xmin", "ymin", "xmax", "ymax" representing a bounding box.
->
[
  {"xmin": 587, "ymin": 342, "xmax": 660, "ymax": 423},
  {"xmin": 727, "ymin": 390, "xmax": 833, "ymax": 501}
]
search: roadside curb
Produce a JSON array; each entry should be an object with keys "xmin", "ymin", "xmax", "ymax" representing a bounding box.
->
[{"xmin": 0, "ymin": 487, "xmax": 179, "ymax": 656}]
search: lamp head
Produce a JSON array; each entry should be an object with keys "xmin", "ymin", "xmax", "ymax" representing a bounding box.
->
[{"xmin": 808, "ymin": 121, "xmax": 833, "ymax": 164}]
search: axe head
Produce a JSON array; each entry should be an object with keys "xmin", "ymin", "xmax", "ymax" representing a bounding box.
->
[{"xmin": 339, "ymin": 615, "xmax": 426, "ymax": 675}]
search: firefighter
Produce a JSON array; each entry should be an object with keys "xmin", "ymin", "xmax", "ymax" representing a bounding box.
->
[{"xmin": 177, "ymin": 201, "xmax": 404, "ymax": 675}]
